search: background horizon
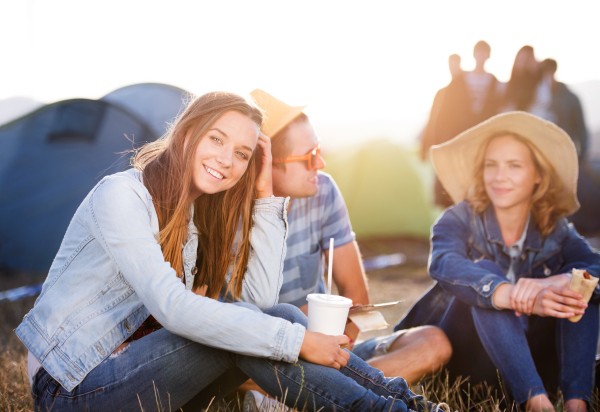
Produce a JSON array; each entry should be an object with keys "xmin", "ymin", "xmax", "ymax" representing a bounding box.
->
[{"xmin": 2, "ymin": 0, "xmax": 600, "ymax": 147}]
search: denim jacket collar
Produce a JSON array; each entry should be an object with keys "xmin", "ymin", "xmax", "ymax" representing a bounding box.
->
[{"xmin": 483, "ymin": 206, "xmax": 542, "ymax": 253}]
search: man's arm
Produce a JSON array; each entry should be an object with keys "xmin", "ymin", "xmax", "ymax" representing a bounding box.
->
[
  {"xmin": 297, "ymin": 240, "xmax": 369, "ymax": 317},
  {"xmin": 324, "ymin": 241, "xmax": 370, "ymax": 306},
  {"xmin": 325, "ymin": 240, "xmax": 369, "ymax": 346}
]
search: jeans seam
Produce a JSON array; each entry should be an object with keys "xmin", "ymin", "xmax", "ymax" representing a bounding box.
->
[{"xmin": 343, "ymin": 363, "xmax": 411, "ymax": 404}]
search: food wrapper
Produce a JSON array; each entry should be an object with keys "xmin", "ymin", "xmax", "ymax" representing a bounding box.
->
[
  {"xmin": 568, "ymin": 269, "xmax": 599, "ymax": 322},
  {"xmin": 348, "ymin": 301, "xmax": 402, "ymax": 332}
]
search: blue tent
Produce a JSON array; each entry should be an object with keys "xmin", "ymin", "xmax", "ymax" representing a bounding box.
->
[
  {"xmin": 0, "ymin": 84, "xmax": 188, "ymax": 271},
  {"xmin": 101, "ymin": 83, "xmax": 188, "ymax": 137}
]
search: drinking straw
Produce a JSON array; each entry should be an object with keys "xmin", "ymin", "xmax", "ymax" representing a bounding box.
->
[{"xmin": 327, "ymin": 237, "xmax": 334, "ymax": 295}]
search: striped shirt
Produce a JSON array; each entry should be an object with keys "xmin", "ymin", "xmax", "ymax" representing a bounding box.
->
[{"xmin": 278, "ymin": 172, "xmax": 355, "ymax": 307}]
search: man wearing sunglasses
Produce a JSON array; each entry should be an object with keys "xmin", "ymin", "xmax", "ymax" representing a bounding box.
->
[{"xmin": 248, "ymin": 89, "xmax": 452, "ymax": 385}]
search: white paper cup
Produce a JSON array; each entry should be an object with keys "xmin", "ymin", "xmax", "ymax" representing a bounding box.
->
[{"xmin": 306, "ymin": 294, "xmax": 353, "ymax": 336}]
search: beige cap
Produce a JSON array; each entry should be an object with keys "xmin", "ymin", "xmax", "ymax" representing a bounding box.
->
[
  {"xmin": 430, "ymin": 111, "xmax": 580, "ymax": 215},
  {"xmin": 250, "ymin": 89, "xmax": 307, "ymax": 137}
]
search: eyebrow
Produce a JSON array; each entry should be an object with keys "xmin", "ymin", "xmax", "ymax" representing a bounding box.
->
[
  {"xmin": 210, "ymin": 128, "xmax": 228, "ymax": 138},
  {"xmin": 485, "ymin": 158, "xmax": 524, "ymax": 163}
]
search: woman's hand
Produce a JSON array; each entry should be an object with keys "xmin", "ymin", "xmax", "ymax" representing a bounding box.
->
[
  {"xmin": 510, "ymin": 274, "xmax": 570, "ymax": 316},
  {"xmin": 299, "ymin": 330, "xmax": 350, "ymax": 370},
  {"xmin": 531, "ymin": 285, "xmax": 586, "ymax": 318},
  {"xmin": 254, "ymin": 132, "xmax": 273, "ymax": 198}
]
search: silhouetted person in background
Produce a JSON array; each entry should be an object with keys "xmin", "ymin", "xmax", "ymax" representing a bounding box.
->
[
  {"xmin": 502, "ymin": 45, "xmax": 541, "ymax": 112},
  {"xmin": 421, "ymin": 54, "xmax": 462, "ymax": 161},
  {"xmin": 431, "ymin": 41, "xmax": 501, "ymax": 207},
  {"xmin": 535, "ymin": 58, "xmax": 588, "ymax": 159}
]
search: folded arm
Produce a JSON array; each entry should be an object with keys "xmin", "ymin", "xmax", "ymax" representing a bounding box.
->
[
  {"xmin": 233, "ymin": 197, "xmax": 290, "ymax": 309},
  {"xmin": 429, "ymin": 207, "xmax": 509, "ymax": 309},
  {"xmin": 87, "ymin": 176, "xmax": 304, "ymax": 363}
]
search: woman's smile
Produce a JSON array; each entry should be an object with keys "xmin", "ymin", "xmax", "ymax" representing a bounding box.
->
[
  {"xmin": 189, "ymin": 110, "xmax": 259, "ymax": 200},
  {"xmin": 203, "ymin": 164, "xmax": 226, "ymax": 180},
  {"xmin": 491, "ymin": 187, "xmax": 513, "ymax": 195},
  {"xmin": 483, "ymin": 135, "xmax": 541, "ymax": 212}
]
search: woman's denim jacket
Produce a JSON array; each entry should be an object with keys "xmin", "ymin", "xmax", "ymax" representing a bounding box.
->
[
  {"xmin": 16, "ymin": 170, "xmax": 305, "ymax": 392},
  {"xmin": 396, "ymin": 201, "xmax": 600, "ymax": 331}
]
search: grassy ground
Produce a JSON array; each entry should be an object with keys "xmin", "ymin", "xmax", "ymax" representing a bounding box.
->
[{"xmin": 0, "ymin": 237, "xmax": 597, "ymax": 411}]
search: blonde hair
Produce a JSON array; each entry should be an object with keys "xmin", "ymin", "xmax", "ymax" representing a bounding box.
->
[
  {"xmin": 466, "ymin": 132, "xmax": 571, "ymax": 236},
  {"xmin": 133, "ymin": 91, "xmax": 263, "ymax": 299}
]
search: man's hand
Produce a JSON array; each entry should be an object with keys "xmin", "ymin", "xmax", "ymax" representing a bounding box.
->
[
  {"xmin": 343, "ymin": 321, "xmax": 359, "ymax": 351},
  {"xmin": 299, "ymin": 330, "xmax": 350, "ymax": 370},
  {"xmin": 325, "ymin": 241, "xmax": 369, "ymax": 308},
  {"xmin": 255, "ymin": 132, "xmax": 273, "ymax": 198},
  {"xmin": 532, "ymin": 285, "xmax": 586, "ymax": 318}
]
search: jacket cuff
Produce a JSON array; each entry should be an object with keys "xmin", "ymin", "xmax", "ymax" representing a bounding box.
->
[
  {"xmin": 476, "ymin": 275, "xmax": 511, "ymax": 310},
  {"xmin": 272, "ymin": 320, "xmax": 305, "ymax": 363},
  {"xmin": 253, "ymin": 197, "xmax": 290, "ymax": 220}
]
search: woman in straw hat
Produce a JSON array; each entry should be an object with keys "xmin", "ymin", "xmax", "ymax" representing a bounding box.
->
[
  {"xmin": 17, "ymin": 91, "xmax": 439, "ymax": 412},
  {"xmin": 424, "ymin": 112, "xmax": 599, "ymax": 411}
]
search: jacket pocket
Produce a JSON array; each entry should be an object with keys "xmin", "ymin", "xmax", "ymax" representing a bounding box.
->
[
  {"xmin": 532, "ymin": 252, "xmax": 564, "ymax": 278},
  {"xmin": 298, "ymin": 244, "xmax": 323, "ymax": 290}
]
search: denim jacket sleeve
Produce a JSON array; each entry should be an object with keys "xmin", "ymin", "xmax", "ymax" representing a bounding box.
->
[
  {"xmin": 86, "ymin": 175, "xmax": 304, "ymax": 363},
  {"xmin": 559, "ymin": 222, "xmax": 600, "ymax": 297},
  {"xmin": 429, "ymin": 206, "xmax": 510, "ymax": 309},
  {"xmin": 227, "ymin": 197, "xmax": 290, "ymax": 309}
]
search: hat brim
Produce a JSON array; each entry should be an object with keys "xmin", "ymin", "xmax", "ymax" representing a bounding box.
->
[{"xmin": 430, "ymin": 111, "xmax": 580, "ymax": 215}]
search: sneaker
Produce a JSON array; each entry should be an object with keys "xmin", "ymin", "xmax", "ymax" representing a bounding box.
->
[{"xmin": 242, "ymin": 390, "xmax": 290, "ymax": 412}]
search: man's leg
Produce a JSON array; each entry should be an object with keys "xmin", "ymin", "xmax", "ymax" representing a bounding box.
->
[{"xmin": 354, "ymin": 326, "xmax": 452, "ymax": 384}]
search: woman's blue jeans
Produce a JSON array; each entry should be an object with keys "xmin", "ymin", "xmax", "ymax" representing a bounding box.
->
[
  {"xmin": 32, "ymin": 303, "xmax": 434, "ymax": 412},
  {"xmin": 439, "ymin": 263, "xmax": 599, "ymax": 405}
]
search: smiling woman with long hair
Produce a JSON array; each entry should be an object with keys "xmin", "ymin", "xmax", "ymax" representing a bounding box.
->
[
  {"xmin": 17, "ymin": 91, "xmax": 438, "ymax": 412},
  {"xmin": 417, "ymin": 112, "xmax": 599, "ymax": 412}
]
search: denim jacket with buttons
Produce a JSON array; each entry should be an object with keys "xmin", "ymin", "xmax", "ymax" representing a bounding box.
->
[
  {"xmin": 395, "ymin": 201, "xmax": 600, "ymax": 331},
  {"xmin": 16, "ymin": 169, "xmax": 305, "ymax": 392}
]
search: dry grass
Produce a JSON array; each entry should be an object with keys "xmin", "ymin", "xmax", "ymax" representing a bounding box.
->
[
  {"xmin": 0, "ymin": 294, "xmax": 36, "ymax": 411},
  {"xmin": 0, "ymin": 237, "xmax": 598, "ymax": 411}
]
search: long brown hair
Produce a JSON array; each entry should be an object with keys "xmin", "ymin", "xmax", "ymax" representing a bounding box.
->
[
  {"xmin": 466, "ymin": 133, "xmax": 571, "ymax": 236},
  {"xmin": 132, "ymin": 92, "xmax": 263, "ymax": 299}
]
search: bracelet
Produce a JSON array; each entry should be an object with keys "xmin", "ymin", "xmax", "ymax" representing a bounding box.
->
[{"xmin": 343, "ymin": 333, "xmax": 354, "ymax": 347}]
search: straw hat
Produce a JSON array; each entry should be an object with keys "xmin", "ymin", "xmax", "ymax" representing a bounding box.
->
[
  {"xmin": 430, "ymin": 111, "xmax": 580, "ymax": 214},
  {"xmin": 250, "ymin": 89, "xmax": 307, "ymax": 137}
]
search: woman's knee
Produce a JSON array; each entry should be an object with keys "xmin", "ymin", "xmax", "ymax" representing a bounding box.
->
[{"xmin": 263, "ymin": 303, "xmax": 308, "ymax": 327}]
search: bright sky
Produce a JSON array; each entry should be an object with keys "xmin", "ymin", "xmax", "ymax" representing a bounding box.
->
[{"xmin": 2, "ymin": 0, "xmax": 599, "ymax": 125}]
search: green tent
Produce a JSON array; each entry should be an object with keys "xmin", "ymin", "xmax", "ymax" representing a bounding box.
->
[{"xmin": 323, "ymin": 139, "xmax": 439, "ymax": 238}]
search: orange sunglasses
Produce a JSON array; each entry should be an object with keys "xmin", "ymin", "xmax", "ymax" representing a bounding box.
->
[{"xmin": 273, "ymin": 143, "xmax": 321, "ymax": 170}]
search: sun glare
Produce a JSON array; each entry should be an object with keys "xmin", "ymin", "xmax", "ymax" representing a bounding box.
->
[{"xmin": 1, "ymin": 0, "xmax": 599, "ymax": 131}]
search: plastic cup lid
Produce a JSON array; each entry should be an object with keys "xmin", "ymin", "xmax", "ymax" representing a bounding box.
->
[{"xmin": 306, "ymin": 293, "xmax": 353, "ymax": 307}]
